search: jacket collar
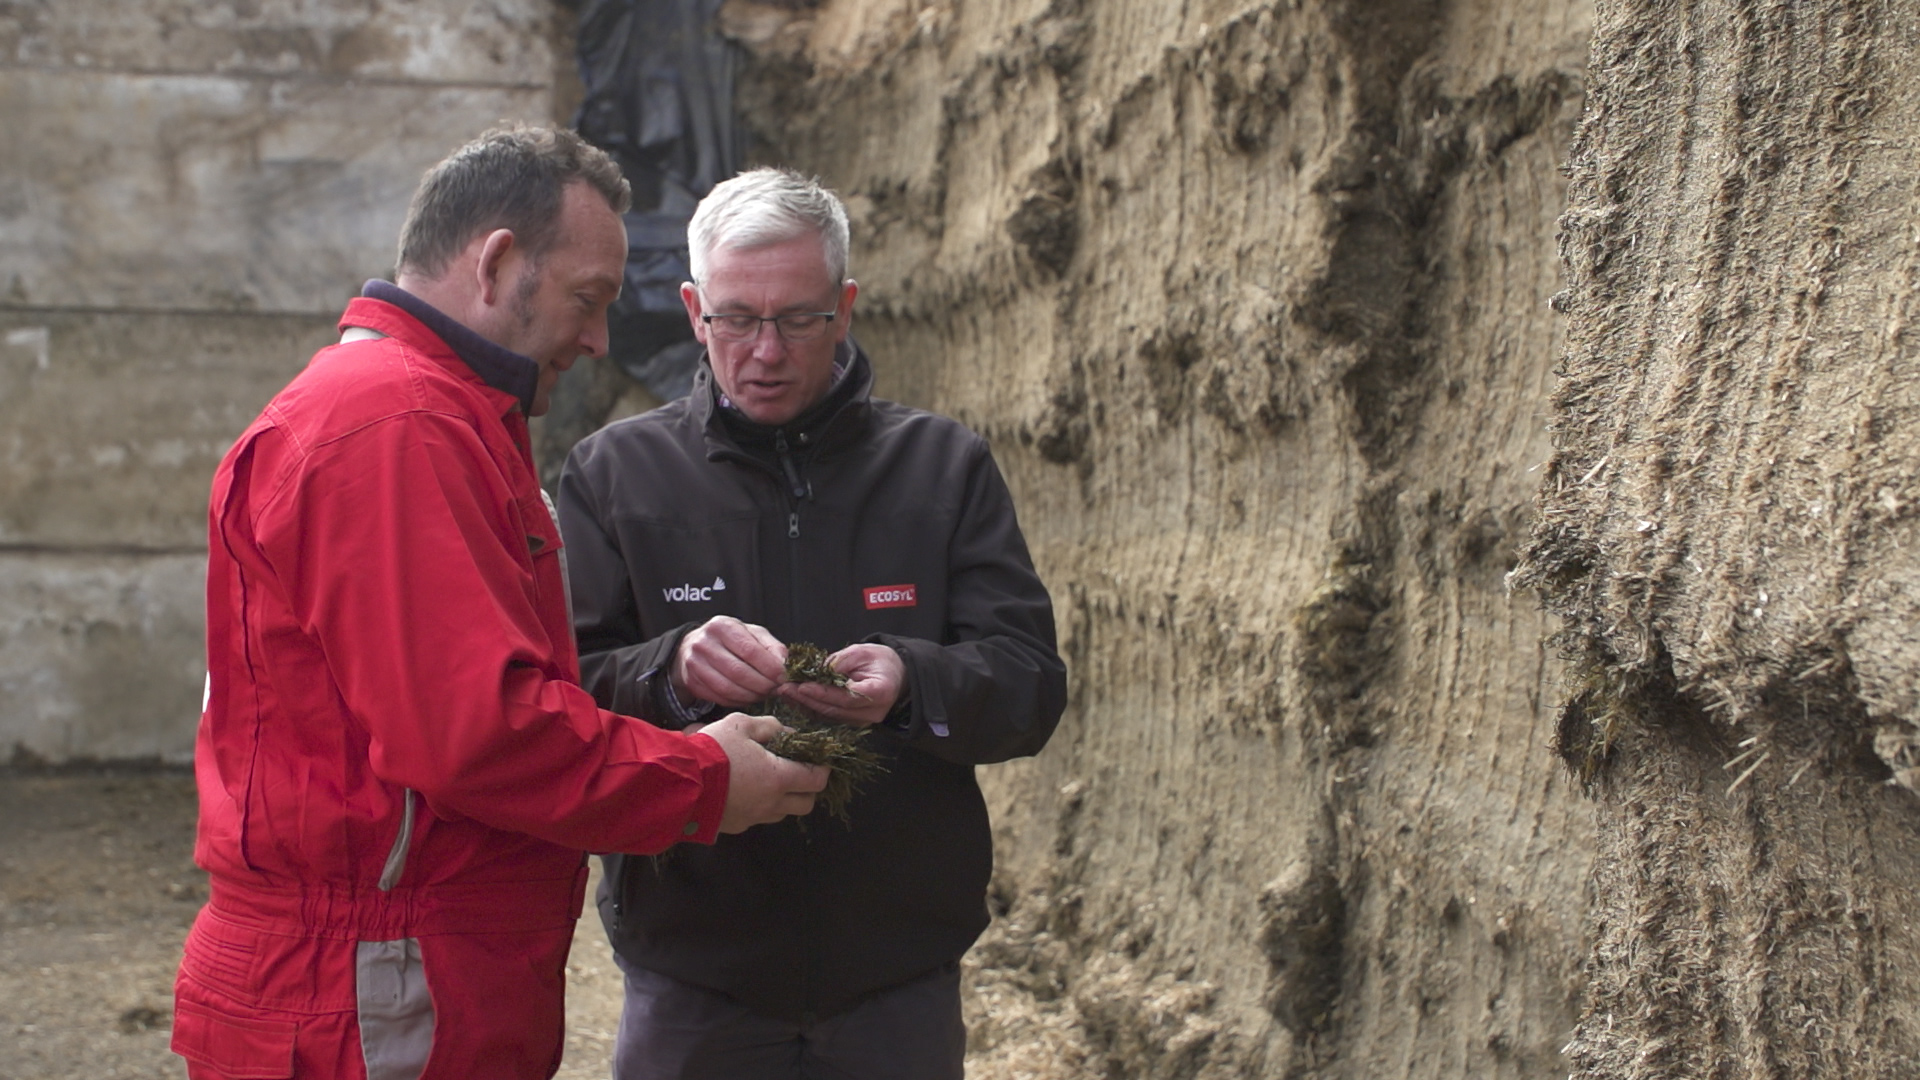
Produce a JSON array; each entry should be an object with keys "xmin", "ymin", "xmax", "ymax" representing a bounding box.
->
[{"xmin": 347, "ymin": 280, "xmax": 541, "ymax": 413}]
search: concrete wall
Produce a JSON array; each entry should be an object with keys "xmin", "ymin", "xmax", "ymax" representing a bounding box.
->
[{"xmin": 0, "ymin": 1, "xmax": 577, "ymax": 762}]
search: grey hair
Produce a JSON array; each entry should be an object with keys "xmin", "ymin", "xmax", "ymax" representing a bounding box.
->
[{"xmin": 687, "ymin": 168, "xmax": 849, "ymax": 287}]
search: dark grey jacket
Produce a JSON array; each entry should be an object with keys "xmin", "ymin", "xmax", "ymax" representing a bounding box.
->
[{"xmin": 556, "ymin": 343, "xmax": 1066, "ymax": 1022}]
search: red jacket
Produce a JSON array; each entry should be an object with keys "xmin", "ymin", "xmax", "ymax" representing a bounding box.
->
[{"xmin": 174, "ymin": 294, "xmax": 729, "ymax": 1079}]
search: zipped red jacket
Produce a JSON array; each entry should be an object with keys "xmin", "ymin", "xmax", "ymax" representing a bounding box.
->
[{"xmin": 173, "ymin": 290, "xmax": 730, "ymax": 1079}]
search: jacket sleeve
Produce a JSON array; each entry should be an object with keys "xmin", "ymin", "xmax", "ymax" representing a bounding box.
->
[
  {"xmin": 873, "ymin": 441, "xmax": 1067, "ymax": 766},
  {"xmin": 556, "ymin": 439, "xmax": 701, "ymax": 726},
  {"xmin": 255, "ymin": 409, "xmax": 729, "ymax": 853}
]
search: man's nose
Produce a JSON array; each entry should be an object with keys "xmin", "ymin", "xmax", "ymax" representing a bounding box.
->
[
  {"xmin": 748, "ymin": 319, "xmax": 787, "ymax": 360},
  {"xmin": 579, "ymin": 311, "xmax": 610, "ymax": 359}
]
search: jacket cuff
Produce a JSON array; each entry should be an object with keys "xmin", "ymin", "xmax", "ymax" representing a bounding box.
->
[
  {"xmin": 648, "ymin": 666, "xmax": 720, "ymax": 728},
  {"xmin": 679, "ymin": 731, "xmax": 732, "ymax": 845},
  {"xmin": 638, "ymin": 622, "xmax": 708, "ymax": 728},
  {"xmin": 868, "ymin": 634, "xmax": 948, "ymax": 739}
]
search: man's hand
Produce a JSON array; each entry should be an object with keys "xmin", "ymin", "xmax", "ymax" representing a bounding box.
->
[
  {"xmin": 694, "ymin": 712, "xmax": 829, "ymax": 833},
  {"xmin": 778, "ymin": 644, "xmax": 905, "ymax": 728},
  {"xmin": 673, "ymin": 616, "xmax": 788, "ymax": 708}
]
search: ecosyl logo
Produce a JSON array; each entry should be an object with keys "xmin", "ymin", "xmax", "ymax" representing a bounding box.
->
[{"xmin": 864, "ymin": 583, "xmax": 917, "ymax": 609}]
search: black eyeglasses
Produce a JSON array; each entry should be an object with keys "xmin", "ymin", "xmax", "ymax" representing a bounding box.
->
[{"xmin": 701, "ymin": 311, "xmax": 838, "ymax": 343}]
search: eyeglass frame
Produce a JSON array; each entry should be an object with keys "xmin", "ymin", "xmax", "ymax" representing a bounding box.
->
[{"xmin": 698, "ymin": 308, "xmax": 840, "ymax": 343}]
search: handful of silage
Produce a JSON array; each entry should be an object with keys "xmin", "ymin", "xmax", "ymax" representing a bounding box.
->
[{"xmin": 760, "ymin": 643, "xmax": 885, "ymax": 822}]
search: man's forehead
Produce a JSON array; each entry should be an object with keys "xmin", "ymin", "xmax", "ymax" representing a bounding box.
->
[
  {"xmin": 564, "ymin": 202, "xmax": 628, "ymax": 291},
  {"xmin": 713, "ymin": 231, "xmax": 832, "ymax": 267},
  {"xmin": 705, "ymin": 244, "xmax": 835, "ymax": 294},
  {"xmin": 548, "ymin": 237, "xmax": 624, "ymax": 288}
]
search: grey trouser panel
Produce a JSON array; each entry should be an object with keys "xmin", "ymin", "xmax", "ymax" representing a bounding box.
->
[
  {"xmin": 363, "ymin": 765, "xmax": 431, "ymax": 1079},
  {"xmin": 357, "ymin": 937, "xmax": 435, "ymax": 1080}
]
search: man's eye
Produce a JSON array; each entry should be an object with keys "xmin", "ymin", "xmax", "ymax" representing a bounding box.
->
[{"xmin": 718, "ymin": 316, "xmax": 759, "ymax": 333}]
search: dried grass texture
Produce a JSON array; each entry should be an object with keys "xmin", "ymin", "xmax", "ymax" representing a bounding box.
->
[
  {"xmin": 1513, "ymin": 0, "xmax": 1920, "ymax": 785},
  {"xmin": 1512, "ymin": 0, "xmax": 1920, "ymax": 1073},
  {"xmin": 758, "ymin": 643, "xmax": 884, "ymax": 822}
]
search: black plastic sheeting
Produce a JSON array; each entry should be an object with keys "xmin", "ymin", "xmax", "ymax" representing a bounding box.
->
[{"xmin": 573, "ymin": 0, "xmax": 743, "ymax": 401}]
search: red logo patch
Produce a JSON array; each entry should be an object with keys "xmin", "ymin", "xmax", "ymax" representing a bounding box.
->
[{"xmin": 864, "ymin": 584, "xmax": 918, "ymax": 610}]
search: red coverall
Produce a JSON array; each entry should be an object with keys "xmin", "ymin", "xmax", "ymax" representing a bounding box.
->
[{"xmin": 172, "ymin": 296, "xmax": 730, "ymax": 1079}]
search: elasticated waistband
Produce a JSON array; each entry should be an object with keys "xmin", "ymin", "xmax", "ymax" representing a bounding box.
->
[{"xmin": 206, "ymin": 864, "xmax": 589, "ymax": 940}]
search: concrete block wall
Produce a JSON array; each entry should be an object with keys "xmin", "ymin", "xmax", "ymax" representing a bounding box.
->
[{"xmin": 0, "ymin": 1, "xmax": 576, "ymax": 762}]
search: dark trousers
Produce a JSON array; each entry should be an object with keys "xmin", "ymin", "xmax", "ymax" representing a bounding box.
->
[{"xmin": 610, "ymin": 957, "xmax": 966, "ymax": 1080}]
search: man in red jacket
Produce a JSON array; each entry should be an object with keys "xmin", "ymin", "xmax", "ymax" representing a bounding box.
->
[{"xmin": 171, "ymin": 126, "xmax": 826, "ymax": 1080}]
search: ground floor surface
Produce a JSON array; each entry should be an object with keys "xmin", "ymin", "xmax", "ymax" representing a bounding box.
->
[{"xmin": 0, "ymin": 770, "xmax": 624, "ymax": 1080}]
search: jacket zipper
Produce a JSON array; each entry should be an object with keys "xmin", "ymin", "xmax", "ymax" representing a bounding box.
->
[
  {"xmin": 774, "ymin": 433, "xmax": 809, "ymax": 635},
  {"xmin": 776, "ymin": 429, "xmax": 818, "ymax": 1019},
  {"xmin": 774, "ymin": 431, "xmax": 811, "ymax": 540}
]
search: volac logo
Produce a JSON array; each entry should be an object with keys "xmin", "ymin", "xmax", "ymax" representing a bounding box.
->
[
  {"xmin": 864, "ymin": 584, "xmax": 917, "ymax": 610},
  {"xmin": 664, "ymin": 577, "xmax": 728, "ymax": 603}
]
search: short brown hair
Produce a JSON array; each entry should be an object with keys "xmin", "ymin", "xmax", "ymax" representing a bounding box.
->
[{"xmin": 396, "ymin": 125, "xmax": 631, "ymax": 279}]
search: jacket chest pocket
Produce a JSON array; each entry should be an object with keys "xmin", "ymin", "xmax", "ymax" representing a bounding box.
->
[{"xmin": 520, "ymin": 489, "xmax": 575, "ymax": 652}]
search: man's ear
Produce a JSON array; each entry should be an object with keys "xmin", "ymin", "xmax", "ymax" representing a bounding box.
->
[
  {"xmin": 682, "ymin": 282, "xmax": 707, "ymax": 342},
  {"xmin": 835, "ymin": 279, "xmax": 859, "ymax": 339},
  {"xmin": 474, "ymin": 229, "xmax": 516, "ymax": 307}
]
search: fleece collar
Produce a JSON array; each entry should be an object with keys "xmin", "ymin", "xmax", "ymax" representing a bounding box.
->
[{"xmin": 357, "ymin": 280, "xmax": 540, "ymax": 413}]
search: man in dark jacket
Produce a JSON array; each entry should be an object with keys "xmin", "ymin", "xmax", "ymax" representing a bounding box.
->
[{"xmin": 557, "ymin": 167, "xmax": 1067, "ymax": 1079}]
